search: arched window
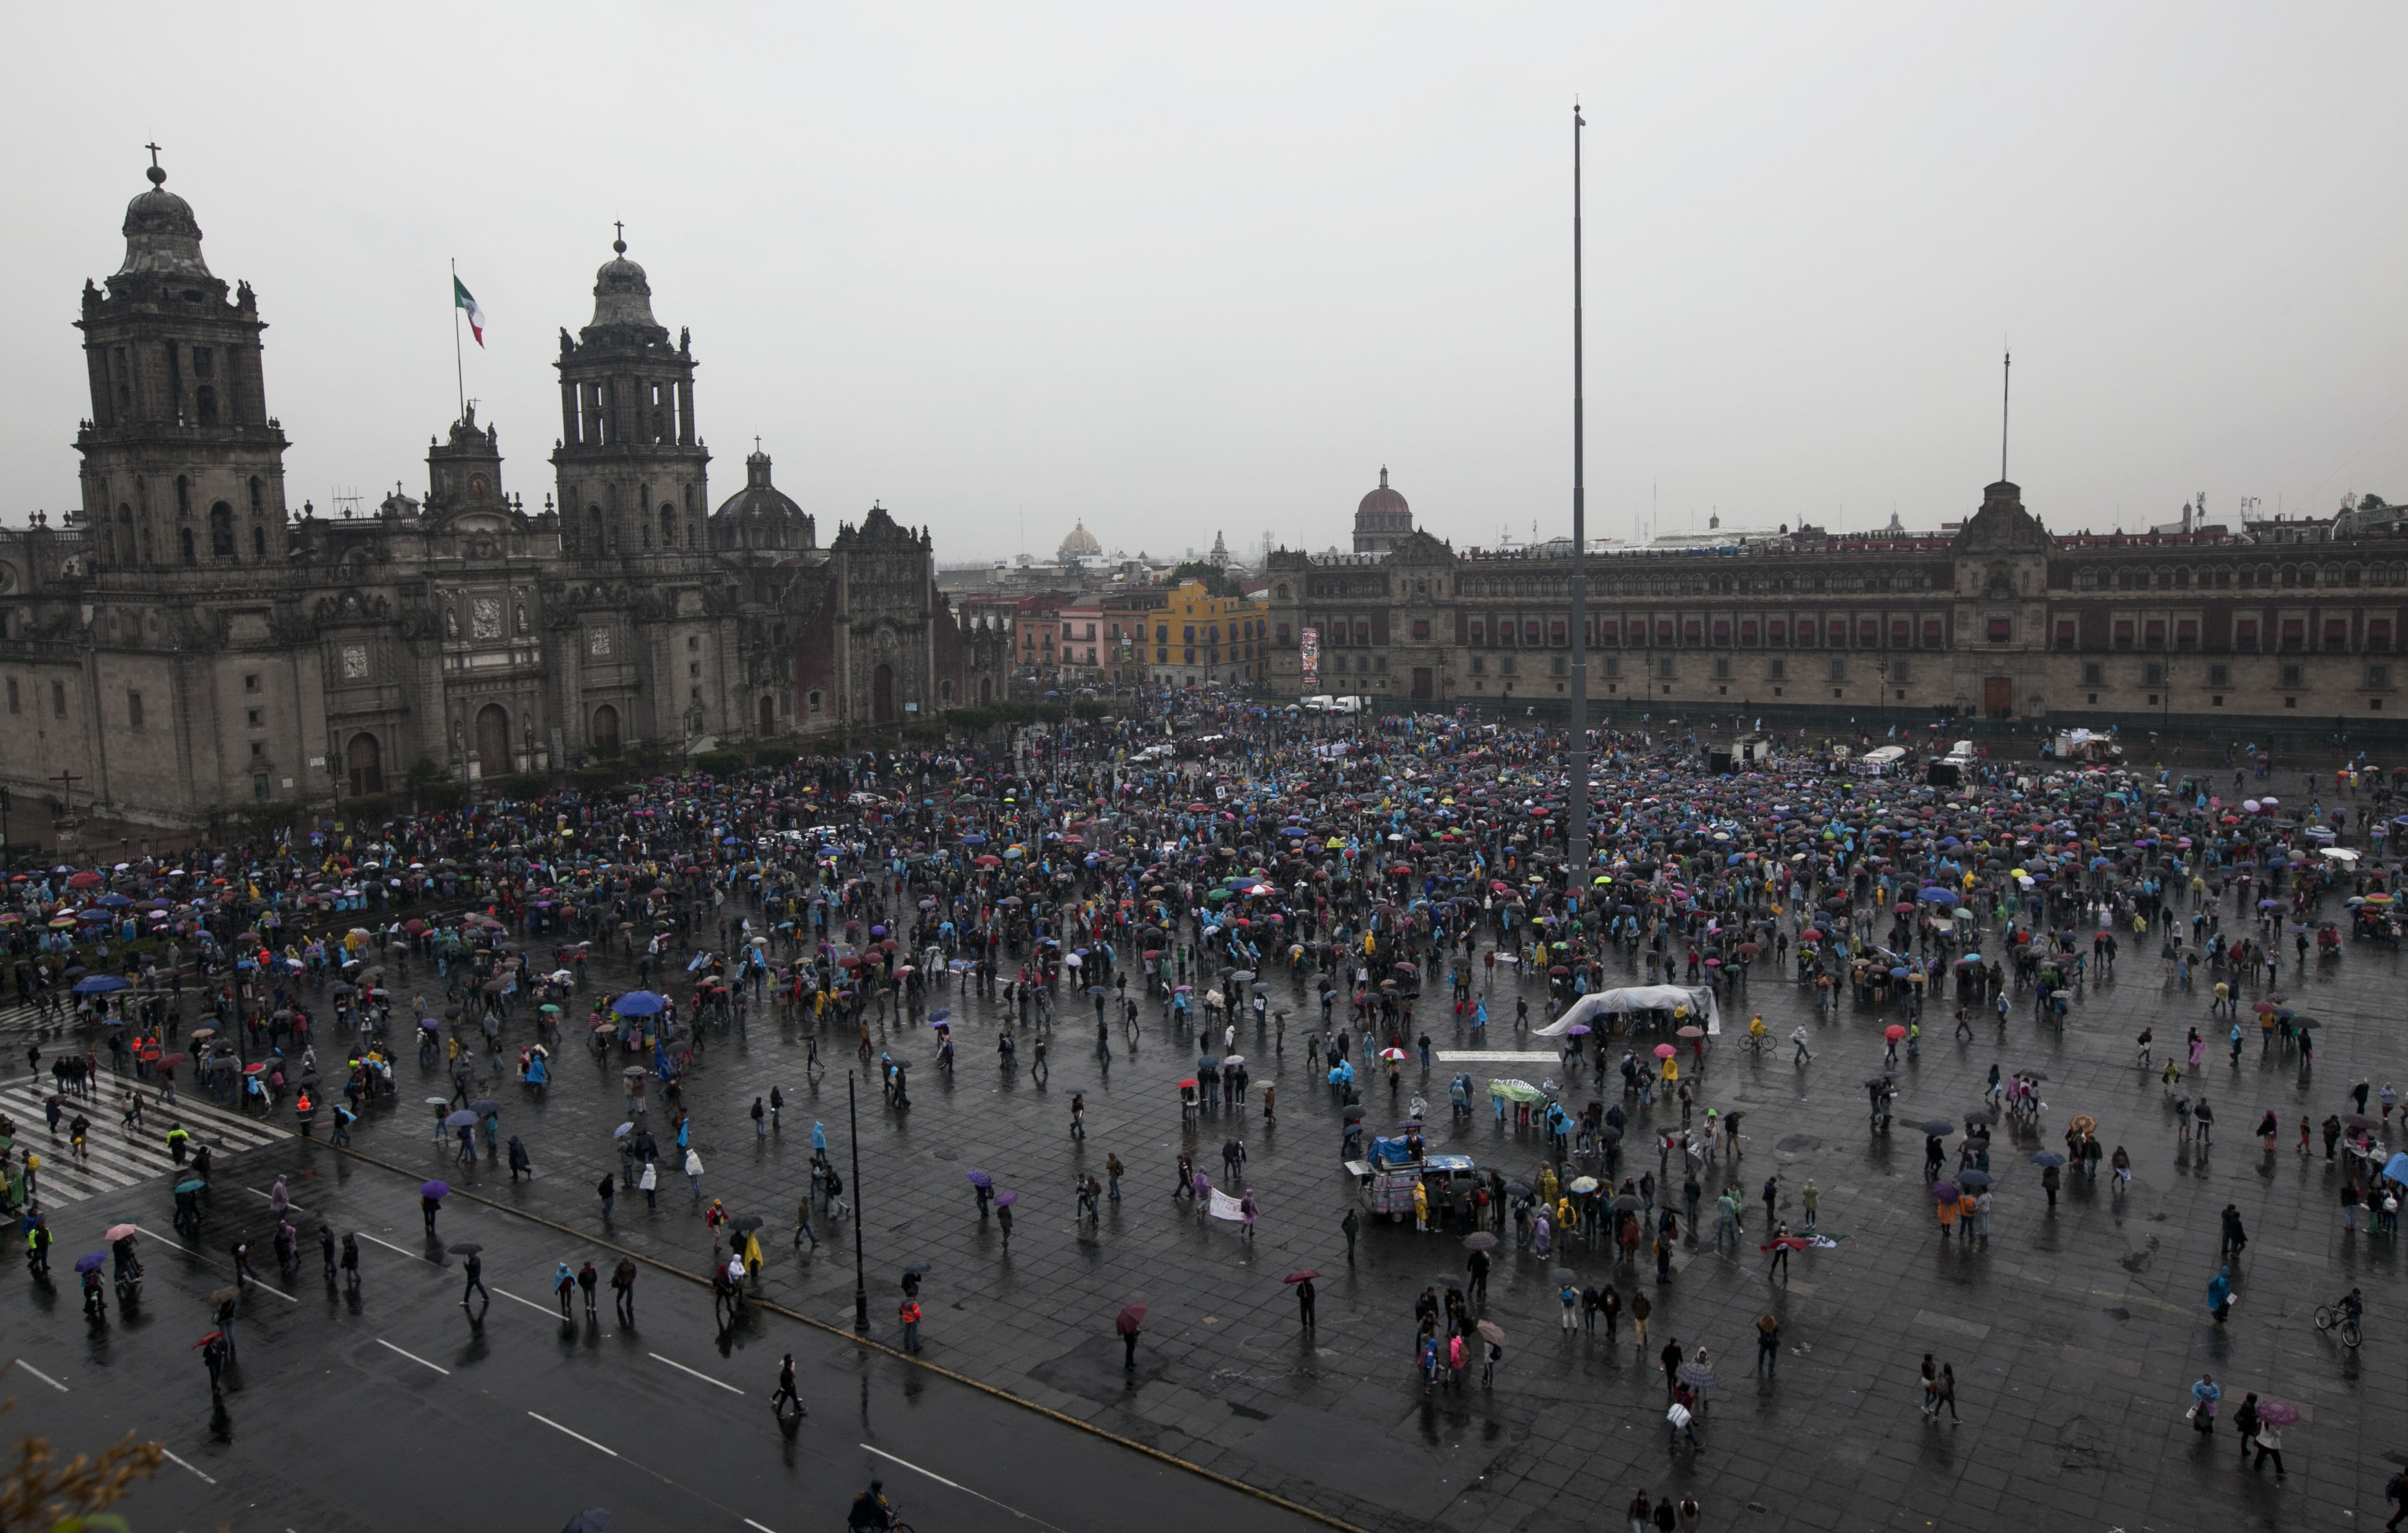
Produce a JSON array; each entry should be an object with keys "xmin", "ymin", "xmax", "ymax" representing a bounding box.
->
[
  {"xmin": 194, "ymin": 386, "xmax": 218, "ymax": 427},
  {"xmin": 591, "ymin": 703, "xmax": 621, "ymax": 758},
  {"xmin": 587, "ymin": 506, "xmax": 604, "ymax": 552},
  {"xmin": 660, "ymin": 504, "xmax": 677, "ymax": 549},
  {"xmin": 252, "ymin": 524, "xmax": 268, "ymax": 560},
  {"xmin": 249, "ymin": 477, "xmax": 263, "ymax": 515},
  {"xmin": 209, "ymin": 502, "xmax": 235, "ymax": 558},
  {"xmin": 118, "ymin": 505, "xmax": 134, "ymax": 566},
  {"xmin": 175, "ymin": 476, "xmax": 190, "ymax": 516},
  {"xmin": 758, "ymin": 695, "xmax": 775, "ymax": 737}
]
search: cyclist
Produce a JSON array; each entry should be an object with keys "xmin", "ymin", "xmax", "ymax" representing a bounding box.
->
[
  {"xmin": 847, "ymin": 1480, "xmax": 896, "ymax": 1530},
  {"xmin": 2340, "ymin": 1287, "xmax": 2366, "ymax": 1327},
  {"xmin": 1746, "ymin": 1013, "xmax": 1767, "ymax": 1049}
]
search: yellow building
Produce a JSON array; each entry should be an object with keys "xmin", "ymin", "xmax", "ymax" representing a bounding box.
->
[{"xmin": 1149, "ymin": 580, "xmax": 1270, "ymax": 687}]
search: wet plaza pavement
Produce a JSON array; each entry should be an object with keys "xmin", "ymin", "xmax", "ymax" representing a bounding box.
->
[{"xmin": 163, "ymin": 880, "xmax": 2408, "ymax": 1532}]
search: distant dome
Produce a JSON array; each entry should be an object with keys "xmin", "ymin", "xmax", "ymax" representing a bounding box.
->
[
  {"xmin": 116, "ymin": 163, "xmax": 211, "ymax": 281},
  {"xmin": 589, "ymin": 234, "xmax": 662, "ymax": 332},
  {"xmin": 1352, "ymin": 466, "xmax": 1413, "ymax": 553},
  {"xmin": 711, "ymin": 450, "xmax": 814, "ymax": 553},
  {"xmin": 1356, "ymin": 466, "xmax": 1411, "ymax": 527},
  {"xmin": 1057, "ymin": 520, "xmax": 1102, "ymax": 562}
]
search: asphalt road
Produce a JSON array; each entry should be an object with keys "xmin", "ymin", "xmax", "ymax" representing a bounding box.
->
[{"xmin": 4, "ymin": 1156, "xmax": 1320, "ymax": 1533}]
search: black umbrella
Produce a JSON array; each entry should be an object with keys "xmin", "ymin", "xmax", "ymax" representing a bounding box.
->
[
  {"xmin": 470, "ymin": 1100, "xmax": 501, "ymax": 1116},
  {"xmin": 1958, "ymin": 1170, "xmax": 1993, "ymax": 1188},
  {"xmin": 1917, "ymin": 1118, "xmax": 1956, "ymax": 1137},
  {"xmin": 903, "ymin": 1260, "xmax": 933, "ymax": 1276},
  {"xmin": 1550, "ymin": 1267, "xmax": 1579, "ymax": 1284},
  {"xmin": 730, "ymin": 1216, "xmax": 763, "ymax": 1234},
  {"xmin": 448, "ymin": 1242, "xmax": 483, "ymax": 1255}
]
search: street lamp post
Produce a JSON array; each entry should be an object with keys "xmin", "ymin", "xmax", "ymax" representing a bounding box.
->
[{"xmin": 848, "ymin": 1070, "xmax": 869, "ymax": 1332}]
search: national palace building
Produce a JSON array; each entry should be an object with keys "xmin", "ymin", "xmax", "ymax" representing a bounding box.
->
[
  {"xmin": 1264, "ymin": 472, "xmax": 2408, "ymax": 735},
  {"xmin": 0, "ymin": 158, "xmax": 1008, "ymax": 828}
]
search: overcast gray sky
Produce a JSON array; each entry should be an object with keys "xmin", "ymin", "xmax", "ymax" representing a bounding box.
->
[{"xmin": 6, "ymin": 3, "xmax": 2404, "ymax": 560}]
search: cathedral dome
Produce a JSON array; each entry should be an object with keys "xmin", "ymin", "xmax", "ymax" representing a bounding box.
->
[
  {"xmin": 115, "ymin": 163, "xmax": 211, "ymax": 281},
  {"xmin": 589, "ymin": 235, "xmax": 662, "ymax": 331},
  {"xmin": 1057, "ymin": 520, "xmax": 1102, "ymax": 562},
  {"xmin": 712, "ymin": 449, "xmax": 814, "ymax": 552},
  {"xmin": 1355, "ymin": 466, "xmax": 1410, "ymax": 528}
]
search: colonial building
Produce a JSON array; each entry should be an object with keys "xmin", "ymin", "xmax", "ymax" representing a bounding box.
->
[
  {"xmin": 1149, "ymin": 580, "xmax": 1272, "ymax": 687},
  {"xmin": 1265, "ymin": 473, "xmax": 2408, "ymax": 732},
  {"xmin": 0, "ymin": 160, "xmax": 1007, "ymax": 828}
]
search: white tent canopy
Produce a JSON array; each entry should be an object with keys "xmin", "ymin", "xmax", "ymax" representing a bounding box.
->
[{"xmin": 1535, "ymin": 985, "xmax": 1723, "ymax": 1037}]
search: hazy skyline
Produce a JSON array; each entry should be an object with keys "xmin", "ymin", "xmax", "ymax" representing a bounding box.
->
[{"xmin": 3, "ymin": 4, "xmax": 2404, "ymax": 559}]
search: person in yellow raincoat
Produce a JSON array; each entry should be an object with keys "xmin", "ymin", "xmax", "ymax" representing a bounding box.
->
[{"xmin": 1413, "ymin": 1178, "xmax": 1429, "ymax": 1231}]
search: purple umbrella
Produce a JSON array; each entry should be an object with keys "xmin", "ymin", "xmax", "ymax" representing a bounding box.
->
[
  {"xmin": 420, "ymin": 1180, "xmax": 451, "ymax": 1199},
  {"xmin": 2255, "ymin": 1399, "xmax": 2300, "ymax": 1426},
  {"xmin": 992, "ymin": 1189, "xmax": 1019, "ymax": 1207},
  {"xmin": 966, "ymin": 1169, "xmax": 993, "ymax": 1189},
  {"xmin": 1931, "ymin": 1181, "xmax": 1961, "ymax": 1202}
]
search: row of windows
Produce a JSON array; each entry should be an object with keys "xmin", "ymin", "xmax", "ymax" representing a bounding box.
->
[
  {"xmin": 2074, "ymin": 563, "xmax": 2408, "ymax": 591},
  {"xmin": 1469, "ymin": 615, "xmax": 1956, "ymax": 649},
  {"xmin": 2053, "ymin": 617, "xmax": 2395, "ymax": 652},
  {"xmin": 4, "ymin": 678, "xmax": 70, "ymax": 717},
  {"xmin": 1464, "ymin": 655, "xmax": 1881, "ymax": 684},
  {"xmin": 1156, "ymin": 620, "xmax": 1264, "ymax": 644},
  {"xmin": 2078, "ymin": 660, "xmax": 2393, "ymax": 690}
]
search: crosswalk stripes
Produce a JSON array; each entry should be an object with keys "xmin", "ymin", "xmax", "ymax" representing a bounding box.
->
[{"xmin": 0, "ymin": 1078, "xmax": 288, "ymax": 1206}]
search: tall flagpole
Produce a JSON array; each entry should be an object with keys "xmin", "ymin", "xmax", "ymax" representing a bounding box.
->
[
  {"xmin": 452, "ymin": 257, "xmax": 467, "ymax": 422},
  {"xmin": 1567, "ymin": 103, "xmax": 1590, "ymax": 878},
  {"xmin": 2000, "ymin": 346, "xmax": 2011, "ymax": 481}
]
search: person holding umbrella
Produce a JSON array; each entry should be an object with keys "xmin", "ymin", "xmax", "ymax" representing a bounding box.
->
[
  {"xmin": 1287, "ymin": 1271, "xmax": 1317, "ymax": 1328},
  {"xmin": 1117, "ymin": 1303, "xmax": 1144, "ymax": 1370}
]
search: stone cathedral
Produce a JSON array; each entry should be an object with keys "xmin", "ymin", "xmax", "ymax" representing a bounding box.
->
[{"xmin": 0, "ymin": 160, "xmax": 1009, "ymax": 828}]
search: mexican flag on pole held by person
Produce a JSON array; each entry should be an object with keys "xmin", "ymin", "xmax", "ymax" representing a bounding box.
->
[{"xmin": 453, "ymin": 275, "xmax": 486, "ymax": 347}]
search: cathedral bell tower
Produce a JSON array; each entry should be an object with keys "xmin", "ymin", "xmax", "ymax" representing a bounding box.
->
[
  {"xmin": 74, "ymin": 150, "xmax": 292, "ymax": 572},
  {"xmin": 551, "ymin": 229, "xmax": 709, "ymax": 563}
]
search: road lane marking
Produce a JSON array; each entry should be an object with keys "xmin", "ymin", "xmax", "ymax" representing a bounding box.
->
[
  {"xmin": 10, "ymin": 1358, "xmax": 68, "ymax": 1392},
  {"xmin": 354, "ymin": 1231, "xmax": 434, "ymax": 1262},
  {"xmin": 528, "ymin": 1411, "xmax": 618, "ymax": 1457},
  {"xmin": 159, "ymin": 1448, "xmax": 217, "ymax": 1485},
  {"xmin": 493, "ymin": 1286, "xmax": 556, "ymax": 1317},
  {"xmin": 650, "ymin": 1352, "xmax": 743, "ymax": 1394},
  {"xmin": 131, "ymin": 1226, "xmax": 299, "ymax": 1303},
  {"xmin": 376, "ymin": 1338, "xmax": 450, "ymax": 1375},
  {"xmin": 745, "ymin": 1521, "xmax": 778, "ymax": 1533},
  {"xmin": 859, "ymin": 1443, "xmax": 1070, "ymax": 1529},
  {"xmin": 244, "ymin": 1185, "xmax": 311, "ymax": 1214}
]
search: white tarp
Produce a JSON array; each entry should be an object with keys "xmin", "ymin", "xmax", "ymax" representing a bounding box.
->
[{"xmin": 1535, "ymin": 985, "xmax": 1723, "ymax": 1037}]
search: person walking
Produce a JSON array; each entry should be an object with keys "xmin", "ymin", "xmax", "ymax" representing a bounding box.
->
[
  {"xmin": 899, "ymin": 1294, "xmax": 922, "ymax": 1353},
  {"xmin": 577, "ymin": 1260, "xmax": 599, "ymax": 1318},
  {"xmin": 1342, "ymin": 1206, "xmax": 1361, "ymax": 1267},
  {"xmin": 771, "ymin": 1352, "xmax": 805, "ymax": 1420},
  {"xmin": 641, "ymin": 1159, "xmax": 658, "ymax": 1211},
  {"xmin": 554, "ymin": 1260, "xmax": 577, "ymax": 1316},
  {"xmin": 2250, "ymin": 1416, "xmax": 2285, "ymax": 1477},
  {"xmin": 793, "ymin": 1194, "xmax": 820, "ymax": 1250},
  {"xmin": 1754, "ymin": 1313, "xmax": 1779, "ymax": 1377},
  {"xmin": 611, "ymin": 1258, "xmax": 637, "ymax": 1326},
  {"xmin": 341, "ymin": 1233, "xmax": 360, "ymax": 1294},
  {"xmin": 597, "ymin": 1171, "xmax": 617, "ymax": 1221},
  {"xmin": 685, "ymin": 1146, "xmax": 705, "ymax": 1200},
  {"xmin": 1934, "ymin": 1362, "xmax": 1958, "ymax": 1423},
  {"xmin": 2230, "ymin": 1392, "xmax": 2260, "ymax": 1466},
  {"xmin": 1660, "ymin": 1335, "xmax": 1683, "ymax": 1400},
  {"xmin": 1296, "ymin": 1275, "xmax": 1316, "ymax": 1329},
  {"xmin": 460, "ymin": 1250, "xmax": 488, "ymax": 1311},
  {"xmin": 752, "ymin": 1096, "xmax": 768, "ymax": 1140}
]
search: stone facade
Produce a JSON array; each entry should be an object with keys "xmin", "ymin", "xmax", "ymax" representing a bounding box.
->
[
  {"xmin": 0, "ymin": 163, "xmax": 1008, "ymax": 829},
  {"xmin": 1264, "ymin": 479, "xmax": 2408, "ymax": 732}
]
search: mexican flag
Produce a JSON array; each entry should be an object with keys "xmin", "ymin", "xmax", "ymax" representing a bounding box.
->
[{"xmin": 453, "ymin": 274, "xmax": 486, "ymax": 347}]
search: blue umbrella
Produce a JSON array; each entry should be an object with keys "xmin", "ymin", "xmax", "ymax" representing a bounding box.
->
[
  {"xmin": 70, "ymin": 975, "xmax": 130, "ymax": 995},
  {"xmin": 611, "ymin": 990, "xmax": 666, "ymax": 1018},
  {"xmin": 2029, "ymin": 1151, "xmax": 2066, "ymax": 1168},
  {"xmin": 2386, "ymin": 1151, "xmax": 2408, "ymax": 1184},
  {"xmin": 928, "ymin": 1008, "xmax": 952, "ymax": 1022},
  {"xmin": 74, "ymin": 1250, "xmax": 107, "ymax": 1274}
]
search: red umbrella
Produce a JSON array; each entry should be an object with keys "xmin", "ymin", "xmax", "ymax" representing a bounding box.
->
[
  {"xmin": 1759, "ymin": 1236, "xmax": 1810, "ymax": 1252},
  {"xmin": 1282, "ymin": 1271, "xmax": 1320, "ymax": 1285},
  {"xmin": 1116, "ymin": 1303, "xmax": 1148, "ymax": 1335},
  {"xmin": 1883, "ymin": 1024, "xmax": 1907, "ymax": 1041}
]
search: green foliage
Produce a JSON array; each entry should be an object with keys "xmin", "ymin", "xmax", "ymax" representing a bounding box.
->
[
  {"xmin": 694, "ymin": 749, "xmax": 747, "ymax": 778},
  {"xmin": 572, "ymin": 766, "xmax": 622, "ymax": 793},
  {"xmin": 406, "ymin": 757, "xmax": 442, "ymax": 781},
  {"xmin": 1169, "ymin": 561, "xmax": 1232, "ymax": 597},
  {"xmin": 753, "ymin": 745, "xmax": 798, "ymax": 767},
  {"xmin": 1070, "ymin": 699, "xmax": 1108, "ymax": 721}
]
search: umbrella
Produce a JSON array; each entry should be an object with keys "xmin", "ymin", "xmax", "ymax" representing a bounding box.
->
[
  {"xmin": 1918, "ymin": 1119, "xmax": 1956, "ymax": 1137},
  {"xmin": 562, "ymin": 1512, "xmax": 614, "ymax": 1533},
  {"xmin": 2067, "ymin": 1114, "xmax": 2098, "ymax": 1134},
  {"xmin": 966, "ymin": 1169, "xmax": 994, "ymax": 1189},
  {"xmin": 424, "ymin": 1096, "xmax": 452, "ymax": 1108},
  {"xmin": 1761, "ymin": 1236, "xmax": 1810, "ymax": 1252},
  {"xmin": 2255, "ymin": 1400, "xmax": 2301, "ymax": 1427},
  {"xmin": 1675, "ymin": 1025, "xmax": 1704, "ymax": 1040},
  {"xmin": 993, "ymin": 1190, "xmax": 1020, "ymax": 1208},
  {"xmin": 73, "ymin": 1250, "xmax": 107, "ymax": 1274},
  {"xmin": 420, "ymin": 1180, "xmax": 452, "ymax": 1198},
  {"xmin": 1342, "ymin": 1106, "xmax": 1365, "ymax": 1122},
  {"xmin": 2343, "ymin": 1114, "xmax": 2382, "ymax": 1133},
  {"xmin": 1652, "ymin": 1043, "xmax": 1676, "ymax": 1059},
  {"xmin": 902, "ymin": 1261, "xmax": 934, "ymax": 1277},
  {"xmin": 471, "ymin": 1099, "xmax": 501, "ymax": 1116},
  {"xmin": 611, "ymin": 991, "xmax": 667, "ymax": 1017},
  {"xmin": 205, "ymin": 1285, "xmax": 241, "ymax": 1307},
  {"xmin": 1883, "ymin": 1024, "xmax": 1907, "ymax": 1042},
  {"xmin": 1283, "ymin": 1270, "xmax": 1320, "ymax": 1285},
  {"xmin": 1569, "ymin": 1176, "xmax": 1600, "ymax": 1194},
  {"xmin": 1958, "ymin": 1170, "xmax": 1992, "ymax": 1188},
  {"xmin": 104, "ymin": 1223, "xmax": 138, "ymax": 1241},
  {"xmin": 623, "ymin": 1066, "xmax": 649, "ymax": 1080},
  {"xmin": 1463, "ymin": 1232, "xmax": 1499, "ymax": 1252},
  {"xmin": 612, "ymin": 1123, "xmax": 635, "ymax": 1139},
  {"xmin": 2028, "ymin": 1153, "xmax": 2066, "ymax": 1169},
  {"xmin": 445, "ymin": 1110, "xmax": 478, "ymax": 1128},
  {"xmin": 730, "ymin": 1216, "xmax": 763, "ymax": 1234},
  {"xmin": 1476, "ymin": 1319, "xmax": 1507, "ymax": 1345},
  {"xmin": 1676, "ymin": 1360, "xmax": 1721, "ymax": 1390},
  {"xmin": 1931, "ymin": 1181, "xmax": 1961, "ymax": 1202},
  {"xmin": 175, "ymin": 1179, "xmax": 206, "ymax": 1195},
  {"xmin": 1116, "ymin": 1303, "xmax": 1147, "ymax": 1335},
  {"xmin": 1429, "ymin": 1272, "xmax": 1464, "ymax": 1287},
  {"xmin": 448, "ymin": 1242, "xmax": 484, "ymax": 1255}
]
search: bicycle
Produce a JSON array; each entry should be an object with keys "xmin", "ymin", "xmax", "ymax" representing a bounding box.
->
[{"xmin": 2314, "ymin": 1304, "xmax": 2363, "ymax": 1349}]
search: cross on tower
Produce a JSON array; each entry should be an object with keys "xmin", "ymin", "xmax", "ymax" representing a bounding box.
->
[{"xmin": 145, "ymin": 142, "xmax": 162, "ymax": 170}]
